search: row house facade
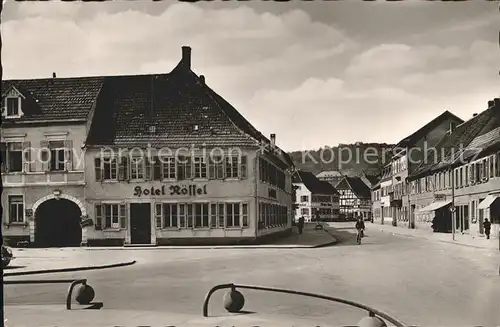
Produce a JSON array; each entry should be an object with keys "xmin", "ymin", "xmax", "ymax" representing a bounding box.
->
[
  {"xmin": 1, "ymin": 75, "xmax": 102, "ymax": 247},
  {"xmin": 372, "ymin": 164, "xmax": 392, "ymax": 224},
  {"xmin": 336, "ymin": 176, "xmax": 372, "ymax": 220},
  {"xmin": 293, "ymin": 170, "xmax": 339, "ymax": 222},
  {"xmin": 372, "ymin": 111, "xmax": 464, "ymax": 228},
  {"xmin": 1, "ymin": 46, "xmax": 295, "ymax": 247},
  {"xmin": 408, "ymin": 98, "xmax": 500, "ymax": 239}
]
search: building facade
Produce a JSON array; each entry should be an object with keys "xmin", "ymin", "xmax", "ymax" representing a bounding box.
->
[
  {"xmin": 1, "ymin": 78, "xmax": 101, "ymax": 247},
  {"xmin": 378, "ymin": 164, "xmax": 393, "ymax": 224},
  {"xmin": 372, "ymin": 110, "xmax": 464, "ymax": 228},
  {"xmin": 1, "ymin": 46, "xmax": 295, "ymax": 247},
  {"xmin": 293, "ymin": 170, "xmax": 339, "ymax": 222},
  {"xmin": 336, "ymin": 176, "xmax": 372, "ymax": 220},
  {"xmin": 408, "ymin": 99, "xmax": 500, "ymax": 240},
  {"xmin": 82, "ymin": 46, "xmax": 295, "ymax": 246}
]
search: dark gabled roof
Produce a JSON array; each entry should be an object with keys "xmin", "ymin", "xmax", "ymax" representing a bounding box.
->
[
  {"xmin": 293, "ymin": 170, "xmax": 339, "ymax": 195},
  {"xmin": 1, "ymin": 77, "xmax": 103, "ymax": 121},
  {"xmin": 336, "ymin": 176, "xmax": 371, "ymax": 198},
  {"xmin": 409, "ymin": 100, "xmax": 500, "ymax": 180},
  {"xmin": 394, "ymin": 110, "xmax": 464, "ymax": 150},
  {"xmin": 84, "ymin": 47, "xmax": 293, "ymax": 168}
]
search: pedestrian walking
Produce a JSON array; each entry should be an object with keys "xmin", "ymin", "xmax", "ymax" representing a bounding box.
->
[
  {"xmin": 297, "ymin": 216, "xmax": 305, "ymax": 235},
  {"xmin": 483, "ymin": 218, "xmax": 491, "ymax": 239}
]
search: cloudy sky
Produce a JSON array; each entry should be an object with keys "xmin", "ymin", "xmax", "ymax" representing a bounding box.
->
[{"xmin": 2, "ymin": 1, "xmax": 498, "ymax": 152}]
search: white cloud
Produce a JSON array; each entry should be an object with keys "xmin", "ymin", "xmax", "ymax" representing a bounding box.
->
[{"xmin": 2, "ymin": 2, "xmax": 497, "ymax": 151}]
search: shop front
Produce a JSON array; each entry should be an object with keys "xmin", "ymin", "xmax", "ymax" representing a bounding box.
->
[{"xmin": 85, "ymin": 178, "xmax": 258, "ymax": 246}]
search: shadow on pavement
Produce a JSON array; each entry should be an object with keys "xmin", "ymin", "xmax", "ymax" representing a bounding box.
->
[
  {"xmin": 4, "ymin": 265, "xmax": 26, "ymax": 270},
  {"xmin": 324, "ymin": 228, "xmax": 369, "ymax": 247}
]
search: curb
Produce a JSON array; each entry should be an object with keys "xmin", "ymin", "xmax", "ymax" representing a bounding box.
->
[
  {"xmin": 4, "ymin": 260, "xmax": 136, "ymax": 277},
  {"xmin": 380, "ymin": 229, "xmax": 496, "ymax": 250}
]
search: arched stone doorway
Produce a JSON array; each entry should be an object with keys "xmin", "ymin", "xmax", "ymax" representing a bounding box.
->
[{"xmin": 34, "ymin": 199, "xmax": 82, "ymax": 247}]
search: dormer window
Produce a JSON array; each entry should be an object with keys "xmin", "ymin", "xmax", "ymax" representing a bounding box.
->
[
  {"xmin": 7, "ymin": 98, "xmax": 19, "ymax": 116},
  {"xmin": 2, "ymin": 85, "xmax": 25, "ymax": 119}
]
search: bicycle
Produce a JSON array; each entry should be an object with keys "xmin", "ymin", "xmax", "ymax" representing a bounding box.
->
[{"xmin": 356, "ymin": 229, "xmax": 363, "ymax": 244}]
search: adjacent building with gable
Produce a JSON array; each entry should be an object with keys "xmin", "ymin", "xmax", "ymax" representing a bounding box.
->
[
  {"xmin": 1, "ymin": 74, "xmax": 102, "ymax": 246},
  {"xmin": 292, "ymin": 170, "xmax": 339, "ymax": 222},
  {"xmin": 336, "ymin": 176, "xmax": 372, "ymax": 220},
  {"xmin": 408, "ymin": 98, "xmax": 500, "ymax": 239}
]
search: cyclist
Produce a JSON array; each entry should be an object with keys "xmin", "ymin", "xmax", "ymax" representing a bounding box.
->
[{"xmin": 355, "ymin": 216, "xmax": 365, "ymax": 240}]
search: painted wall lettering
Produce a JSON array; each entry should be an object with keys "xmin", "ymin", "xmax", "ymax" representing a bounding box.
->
[{"xmin": 133, "ymin": 185, "xmax": 207, "ymax": 197}]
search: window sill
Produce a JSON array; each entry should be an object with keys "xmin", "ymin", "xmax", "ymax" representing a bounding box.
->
[
  {"xmin": 101, "ymin": 180, "xmax": 119, "ymax": 183},
  {"xmin": 2, "ymin": 171, "xmax": 23, "ymax": 175},
  {"xmin": 102, "ymin": 228, "xmax": 123, "ymax": 232},
  {"xmin": 5, "ymin": 222, "xmax": 27, "ymax": 227}
]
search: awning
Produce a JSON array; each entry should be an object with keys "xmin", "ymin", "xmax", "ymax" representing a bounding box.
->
[
  {"xmin": 417, "ymin": 200, "xmax": 451, "ymax": 213},
  {"xmin": 478, "ymin": 194, "xmax": 500, "ymax": 210}
]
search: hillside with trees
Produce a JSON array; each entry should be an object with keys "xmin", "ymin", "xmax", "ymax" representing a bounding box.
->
[{"xmin": 288, "ymin": 142, "xmax": 395, "ymax": 177}]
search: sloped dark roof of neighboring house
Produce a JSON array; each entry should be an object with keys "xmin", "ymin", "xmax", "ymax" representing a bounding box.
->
[
  {"xmin": 1, "ymin": 77, "xmax": 104, "ymax": 121},
  {"xmin": 409, "ymin": 100, "xmax": 500, "ymax": 180},
  {"xmin": 363, "ymin": 173, "xmax": 379, "ymax": 186},
  {"xmin": 394, "ymin": 110, "xmax": 464, "ymax": 150},
  {"xmin": 293, "ymin": 170, "xmax": 339, "ymax": 195},
  {"xmin": 336, "ymin": 176, "xmax": 371, "ymax": 198}
]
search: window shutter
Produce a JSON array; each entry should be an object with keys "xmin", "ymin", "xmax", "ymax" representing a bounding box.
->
[
  {"xmin": 144, "ymin": 156, "xmax": 152, "ymax": 180},
  {"xmin": 208, "ymin": 157, "xmax": 215, "ymax": 179},
  {"xmin": 95, "ymin": 203, "xmax": 103, "ymax": 230},
  {"xmin": 22, "ymin": 141, "xmax": 31, "ymax": 172},
  {"xmin": 105, "ymin": 205, "xmax": 112, "ymax": 228},
  {"xmin": 95, "ymin": 157, "xmax": 102, "ymax": 181},
  {"xmin": 118, "ymin": 156, "xmax": 129, "ymax": 181},
  {"xmin": 155, "ymin": 203, "xmax": 162, "ymax": 229},
  {"xmin": 185, "ymin": 157, "xmax": 193, "ymax": 179},
  {"xmin": 0, "ymin": 142, "xmax": 6, "ymax": 173},
  {"xmin": 119, "ymin": 203, "xmax": 127, "ymax": 229},
  {"xmin": 40, "ymin": 140, "xmax": 50, "ymax": 172},
  {"xmin": 63, "ymin": 140, "xmax": 73, "ymax": 171},
  {"xmin": 153, "ymin": 156, "xmax": 162, "ymax": 181},
  {"xmin": 239, "ymin": 155, "xmax": 247, "ymax": 179}
]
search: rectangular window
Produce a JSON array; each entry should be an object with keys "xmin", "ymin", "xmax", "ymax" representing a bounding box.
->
[
  {"xmin": 155, "ymin": 203, "xmax": 162, "ymax": 229},
  {"xmin": 194, "ymin": 203, "xmax": 209, "ymax": 228},
  {"xmin": 162, "ymin": 157, "xmax": 176, "ymax": 179},
  {"xmin": 225, "ymin": 156, "xmax": 239, "ymax": 178},
  {"xmin": 226, "ymin": 202, "xmax": 241, "ymax": 227},
  {"xmin": 193, "ymin": 157, "xmax": 208, "ymax": 179},
  {"xmin": 102, "ymin": 157, "xmax": 118, "ymax": 180},
  {"xmin": 163, "ymin": 203, "xmax": 178, "ymax": 228},
  {"xmin": 187, "ymin": 203, "xmax": 194, "ymax": 228},
  {"xmin": 8, "ymin": 195, "xmax": 24, "ymax": 223},
  {"xmin": 104, "ymin": 204, "xmax": 120, "ymax": 229},
  {"xmin": 179, "ymin": 204, "xmax": 187, "ymax": 228},
  {"xmin": 209, "ymin": 156, "xmax": 224, "ymax": 179},
  {"xmin": 48, "ymin": 141, "xmax": 66, "ymax": 171},
  {"xmin": 464, "ymin": 166, "xmax": 469, "ymax": 186},
  {"xmin": 2, "ymin": 142, "xmax": 23, "ymax": 173},
  {"xmin": 130, "ymin": 156, "xmax": 144, "ymax": 180},
  {"xmin": 459, "ymin": 168, "xmax": 463, "ymax": 187},
  {"xmin": 490, "ymin": 156, "xmax": 495, "ymax": 178},
  {"xmin": 6, "ymin": 98, "xmax": 19, "ymax": 116},
  {"xmin": 300, "ymin": 195, "xmax": 309, "ymax": 202},
  {"xmin": 177, "ymin": 156, "xmax": 192, "ymax": 180}
]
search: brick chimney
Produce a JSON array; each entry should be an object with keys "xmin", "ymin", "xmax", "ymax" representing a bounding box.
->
[
  {"xmin": 270, "ymin": 133, "xmax": 276, "ymax": 147},
  {"xmin": 488, "ymin": 100, "xmax": 494, "ymax": 107},
  {"xmin": 52, "ymin": 72, "xmax": 56, "ymax": 78},
  {"xmin": 199, "ymin": 75, "xmax": 205, "ymax": 85},
  {"xmin": 473, "ymin": 113, "xmax": 478, "ymax": 117},
  {"xmin": 181, "ymin": 46, "xmax": 191, "ymax": 69},
  {"xmin": 494, "ymin": 98, "xmax": 500, "ymax": 107}
]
